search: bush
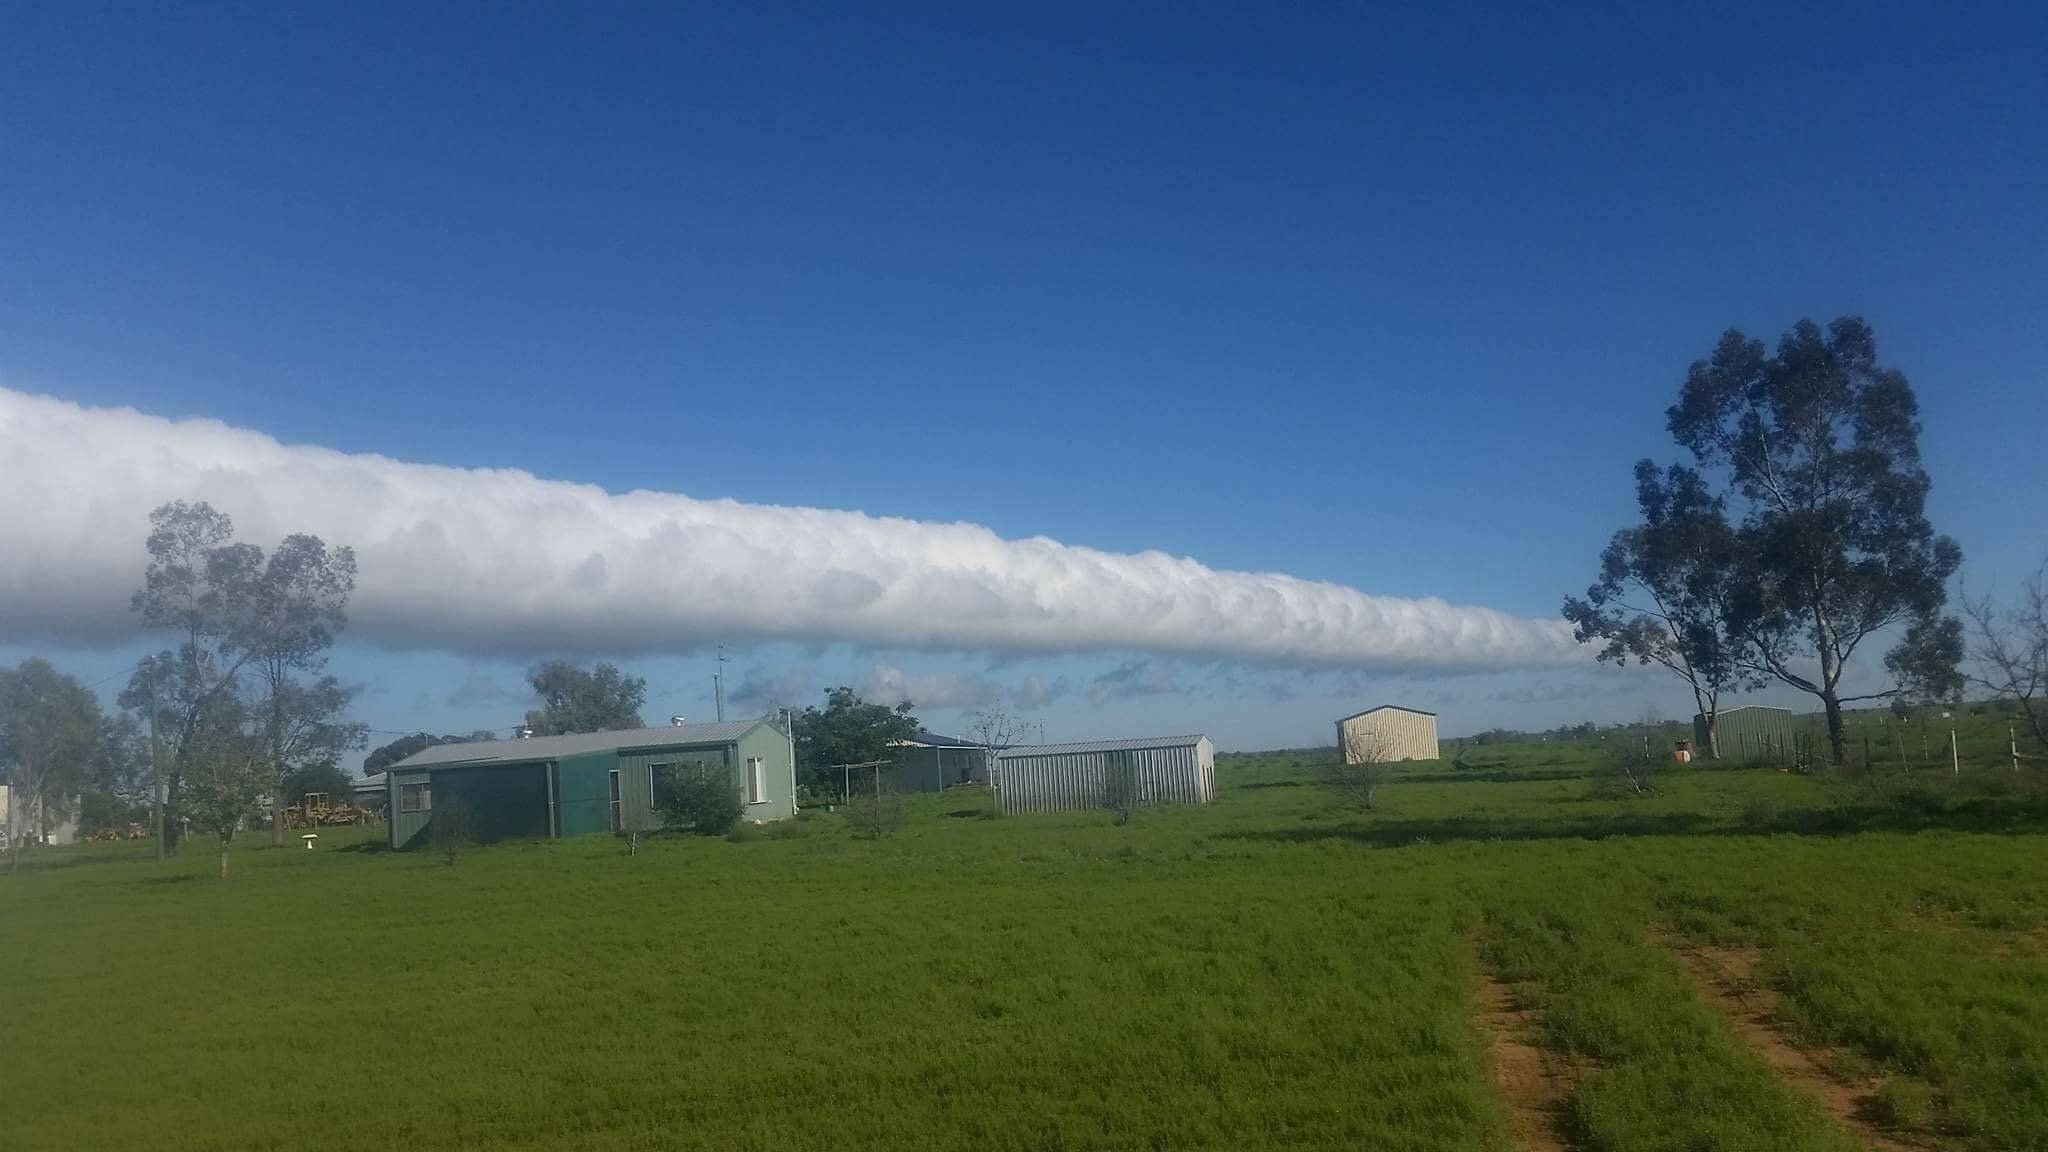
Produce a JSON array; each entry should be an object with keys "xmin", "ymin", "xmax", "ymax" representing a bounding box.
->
[
  {"xmin": 660, "ymin": 765, "xmax": 743, "ymax": 836},
  {"xmin": 1739, "ymin": 798, "xmax": 1777, "ymax": 831},
  {"xmin": 724, "ymin": 821, "xmax": 762, "ymax": 844},
  {"xmin": 1869, "ymin": 1077, "xmax": 1936, "ymax": 1130},
  {"xmin": 431, "ymin": 799, "xmax": 473, "ymax": 865}
]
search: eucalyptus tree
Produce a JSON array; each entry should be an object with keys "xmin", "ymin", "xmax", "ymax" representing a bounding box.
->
[
  {"xmin": 1665, "ymin": 318, "xmax": 1961, "ymax": 763},
  {"xmin": 1565, "ymin": 460, "xmax": 1757, "ymax": 758}
]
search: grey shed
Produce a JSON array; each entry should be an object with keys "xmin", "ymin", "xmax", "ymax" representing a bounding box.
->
[{"xmin": 994, "ymin": 735, "xmax": 1215, "ymax": 815}]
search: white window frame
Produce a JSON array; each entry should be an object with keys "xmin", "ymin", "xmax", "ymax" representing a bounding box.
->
[
  {"xmin": 746, "ymin": 757, "xmax": 764, "ymax": 805},
  {"xmin": 399, "ymin": 781, "xmax": 432, "ymax": 814}
]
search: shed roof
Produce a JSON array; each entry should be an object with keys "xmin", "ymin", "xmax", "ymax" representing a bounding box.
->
[
  {"xmin": 998, "ymin": 735, "xmax": 1208, "ymax": 758},
  {"xmin": 1712, "ymin": 704, "xmax": 1794, "ymax": 716},
  {"xmin": 1337, "ymin": 704, "xmax": 1438, "ymax": 722},
  {"xmin": 389, "ymin": 719, "xmax": 770, "ymax": 770},
  {"xmin": 899, "ymin": 729, "xmax": 979, "ymax": 748}
]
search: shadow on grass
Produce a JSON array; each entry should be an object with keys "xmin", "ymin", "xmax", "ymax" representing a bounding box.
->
[
  {"xmin": 1220, "ymin": 793, "xmax": 2048, "ymax": 849},
  {"xmin": 1233, "ymin": 780, "xmax": 1308, "ymax": 791},
  {"xmin": 137, "ymin": 873, "xmax": 200, "ymax": 886},
  {"xmin": 944, "ymin": 808, "xmax": 998, "ymax": 820}
]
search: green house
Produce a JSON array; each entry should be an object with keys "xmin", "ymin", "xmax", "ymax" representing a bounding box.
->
[{"xmin": 384, "ymin": 719, "xmax": 795, "ymax": 849}]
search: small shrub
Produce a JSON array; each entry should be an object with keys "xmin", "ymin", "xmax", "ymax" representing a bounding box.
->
[
  {"xmin": 724, "ymin": 821, "xmax": 762, "ymax": 844},
  {"xmin": 660, "ymin": 765, "xmax": 743, "ymax": 836},
  {"xmin": 845, "ymin": 783, "xmax": 906, "ymax": 840},
  {"xmin": 1868, "ymin": 1077, "xmax": 1936, "ymax": 1130},
  {"xmin": 431, "ymin": 799, "xmax": 473, "ymax": 866},
  {"xmin": 762, "ymin": 819, "xmax": 805, "ymax": 841}
]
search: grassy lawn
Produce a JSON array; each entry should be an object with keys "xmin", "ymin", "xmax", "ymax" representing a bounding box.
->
[{"xmin": 4, "ymin": 728, "xmax": 2044, "ymax": 1151}]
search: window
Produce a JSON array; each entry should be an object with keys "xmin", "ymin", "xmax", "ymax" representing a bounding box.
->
[
  {"xmin": 608, "ymin": 770, "xmax": 622, "ymax": 832},
  {"xmin": 400, "ymin": 782, "xmax": 432, "ymax": 814},
  {"xmin": 746, "ymin": 757, "xmax": 764, "ymax": 805}
]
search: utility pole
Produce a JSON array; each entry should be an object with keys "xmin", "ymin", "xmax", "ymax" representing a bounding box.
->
[
  {"xmin": 713, "ymin": 645, "xmax": 727, "ymax": 723},
  {"xmin": 147, "ymin": 658, "xmax": 164, "ymax": 861}
]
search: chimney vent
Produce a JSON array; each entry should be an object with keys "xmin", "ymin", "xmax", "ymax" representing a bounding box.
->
[
  {"xmin": 670, "ymin": 715, "xmax": 686, "ymax": 728},
  {"xmin": 516, "ymin": 725, "xmax": 533, "ymax": 740}
]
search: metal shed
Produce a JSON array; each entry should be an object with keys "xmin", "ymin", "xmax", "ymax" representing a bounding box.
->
[
  {"xmin": 885, "ymin": 729, "xmax": 990, "ymax": 793},
  {"xmin": 384, "ymin": 718, "xmax": 796, "ymax": 848},
  {"xmin": 1694, "ymin": 705, "xmax": 1799, "ymax": 762},
  {"xmin": 1336, "ymin": 705, "xmax": 1440, "ymax": 763},
  {"xmin": 994, "ymin": 735, "xmax": 1215, "ymax": 815}
]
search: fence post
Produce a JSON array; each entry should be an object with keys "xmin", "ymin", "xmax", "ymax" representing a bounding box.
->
[
  {"xmin": 2014, "ymin": 725, "xmax": 2023, "ymax": 774},
  {"xmin": 1950, "ymin": 727, "xmax": 1959, "ymax": 776}
]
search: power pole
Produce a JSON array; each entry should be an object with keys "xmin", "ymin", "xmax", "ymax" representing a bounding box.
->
[
  {"xmin": 713, "ymin": 645, "xmax": 727, "ymax": 723},
  {"xmin": 147, "ymin": 658, "xmax": 164, "ymax": 861}
]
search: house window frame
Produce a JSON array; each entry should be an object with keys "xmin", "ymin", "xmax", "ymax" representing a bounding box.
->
[
  {"xmin": 399, "ymin": 781, "xmax": 432, "ymax": 814},
  {"xmin": 746, "ymin": 757, "xmax": 764, "ymax": 805}
]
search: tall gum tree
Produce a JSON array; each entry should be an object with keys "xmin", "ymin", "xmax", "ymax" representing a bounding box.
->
[{"xmin": 1665, "ymin": 318, "xmax": 1961, "ymax": 763}]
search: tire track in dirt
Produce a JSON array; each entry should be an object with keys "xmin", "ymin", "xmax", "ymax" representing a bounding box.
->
[
  {"xmin": 1670, "ymin": 943, "xmax": 1925, "ymax": 1152},
  {"xmin": 1472, "ymin": 975, "xmax": 1575, "ymax": 1152}
]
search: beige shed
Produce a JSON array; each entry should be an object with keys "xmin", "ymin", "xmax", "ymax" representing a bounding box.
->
[{"xmin": 1336, "ymin": 705, "xmax": 1440, "ymax": 763}]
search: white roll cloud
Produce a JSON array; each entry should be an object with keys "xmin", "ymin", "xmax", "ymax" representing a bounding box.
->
[{"xmin": 0, "ymin": 388, "xmax": 1580, "ymax": 667}]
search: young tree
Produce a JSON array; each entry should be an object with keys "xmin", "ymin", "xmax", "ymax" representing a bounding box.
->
[
  {"xmin": 0, "ymin": 659, "xmax": 103, "ymax": 870},
  {"xmin": 181, "ymin": 728, "xmax": 266, "ymax": 880},
  {"xmin": 792, "ymin": 687, "xmax": 919, "ymax": 799},
  {"xmin": 430, "ymin": 798, "xmax": 474, "ymax": 866},
  {"xmin": 844, "ymin": 766, "xmax": 906, "ymax": 839},
  {"xmin": 1322, "ymin": 726, "xmax": 1394, "ymax": 812},
  {"xmin": 238, "ymin": 534, "xmax": 360, "ymax": 846},
  {"xmin": 1665, "ymin": 318, "xmax": 1962, "ymax": 763},
  {"xmin": 966, "ymin": 697, "xmax": 1031, "ymax": 792},
  {"xmin": 1564, "ymin": 461, "xmax": 1757, "ymax": 758},
  {"xmin": 524, "ymin": 661, "xmax": 646, "ymax": 735},
  {"xmin": 1963, "ymin": 559, "xmax": 2048, "ymax": 756}
]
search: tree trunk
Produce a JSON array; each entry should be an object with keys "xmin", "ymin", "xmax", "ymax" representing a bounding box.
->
[
  {"xmin": 163, "ymin": 767, "xmax": 184, "ymax": 853},
  {"xmin": 1822, "ymin": 689, "xmax": 1848, "ymax": 766},
  {"xmin": 270, "ymin": 685, "xmax": 286, "ymax": 849},
  {"xmin": 1705, "ymin": 712, "xmax": 1721, "ymax": 761},
  {"xmin": 219, "ymin": 843, "xmax": 229, "ymax": 880}
]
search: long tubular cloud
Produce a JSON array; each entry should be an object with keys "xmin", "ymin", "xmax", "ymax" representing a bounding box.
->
[{"xmin": 0, "ymin": 389, "xmax": 1579, "ymax": 666}]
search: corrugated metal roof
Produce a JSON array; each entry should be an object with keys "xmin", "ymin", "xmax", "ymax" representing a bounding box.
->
[
  {"xmin": 998, "ymin": 735, "xmax": 1208, "ymax": 758},
  {"xmin": 1336, "ymin": 704, "xmax": 1438, "ymax": 721},
  {"xmin": 389, "ymin": 720, "xmax": 769, "ymax": 770},
  {"xmin": 903, "ymin": 728, "xmax": 978, "ymax": 748}
]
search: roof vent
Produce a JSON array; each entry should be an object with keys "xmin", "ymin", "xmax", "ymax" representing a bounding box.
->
[
  {"xmin": 670, "ymin": 715, "xmax": 686, "ymax": 728},
  {"xmin": 516, "ymin": 725, "xmax": 533, "ymax": 740}
]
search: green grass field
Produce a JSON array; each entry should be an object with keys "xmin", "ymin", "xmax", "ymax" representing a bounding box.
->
[{"xmin": 5, "ymin": 721, "xmax": 2045, "ymax": 1151}]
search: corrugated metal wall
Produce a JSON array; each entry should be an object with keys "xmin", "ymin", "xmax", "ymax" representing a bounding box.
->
[
  {"xmin": 430, "ymin": 763, "xmax": 551, "ymax": 842},
  {"xmin": 1338, "ymin": 709, "xmax": 1440, "ymax": 762},
  {"xmin": 1696, "ymin": 707, "xmax": 1800, "ymax": 763},
  {"xmin": 996, "ymin": 739, "xmax": 1215, "ymax": 815},
  {"xmin": 388, "ymin": 770, "xmax": 433, "ymax": 848},
  {"xmin": 555, "ymin": 753, "xmax": 616, "ymax": 838}
]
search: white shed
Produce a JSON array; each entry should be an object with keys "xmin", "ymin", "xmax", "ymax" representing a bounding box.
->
[
  {"xmin": 994, "ymin": 735, "xmax": 1215, "ymax": 815},
  {"xmin": 1336, "ymin": 705, "xmax": 1440, "ymax": 763}
]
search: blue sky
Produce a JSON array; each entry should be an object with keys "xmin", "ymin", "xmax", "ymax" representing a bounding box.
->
[{"xmin": 2, "ymin": 3, "xmax": 2044, "ymax": 760}]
